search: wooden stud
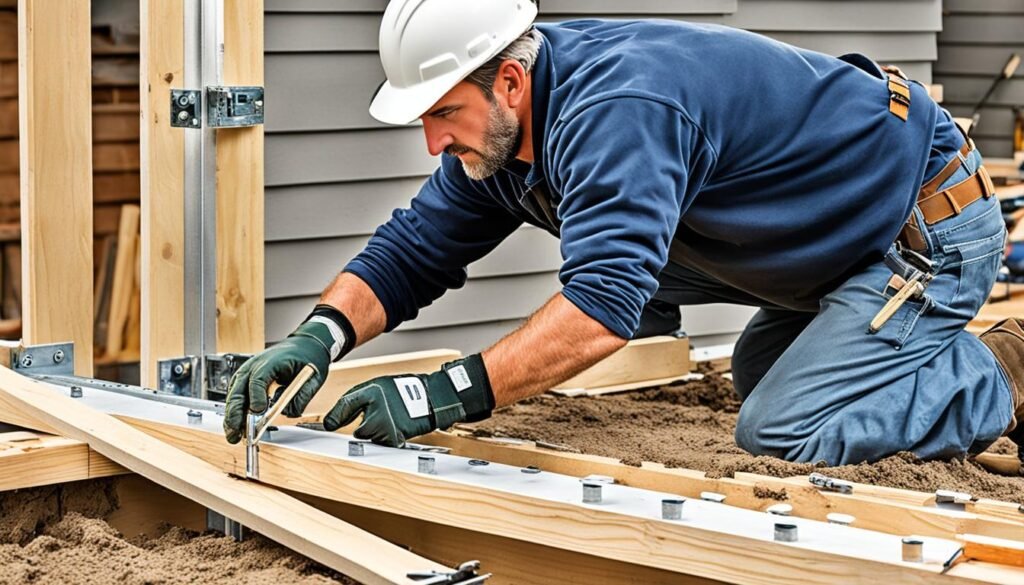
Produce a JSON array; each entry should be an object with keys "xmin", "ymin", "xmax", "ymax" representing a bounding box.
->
[
  {"xmin": 215, "ymin": 0, "xmax": 264, "ymax": 355},
  {"xmin": 0, "ymin": 366, "xmax": 450, "ymax": 584},
  {"xmin": 105, "ymin": 205, "xmax": 140, "ymax": 360},
  {"xmin": 139, "ymin": 0, "xmax": 184, "ymax": 387},
  {"xmin": 18, "ymin": 0, "xmax": 93, "ymax": 376}
]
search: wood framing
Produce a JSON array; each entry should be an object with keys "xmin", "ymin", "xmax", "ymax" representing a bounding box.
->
[
  {"xmin": 17, "ymin": 0, "xmax": 93, "ymax": 375},
  {"xmin": 0, "ymin": 366, "xmax": 449, "ymax": 585},
  {"xmin": 216, "ymin": 0, "xmax": 264, "ymax": 354},
  {"xmin": 551, "ymin": 335, "xmax": 690, "ymax": 395},
  {"xmin": 0, "ymin": 430, "xmax": 127, "ymax": 490},
  {"xmin": 139, "ymin": 0, "xmax": 185, "ymax": 387},
  {"xmin": 2, "ymin": 373, "xmax": 1017, "ymax": 585}
]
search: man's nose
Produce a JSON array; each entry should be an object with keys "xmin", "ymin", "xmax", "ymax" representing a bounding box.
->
[{"xmin": 422, "ymin": 119, "xmax": 454, "ymax": 156}]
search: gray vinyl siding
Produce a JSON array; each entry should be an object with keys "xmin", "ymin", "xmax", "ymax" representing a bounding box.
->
[
  {"xmin": 265, "ymin": 0, "xmax": 941, "ymax": 357},
  {"xmin": 934, "ymin": 2, "xmax": 1024, "ymax": 158}
]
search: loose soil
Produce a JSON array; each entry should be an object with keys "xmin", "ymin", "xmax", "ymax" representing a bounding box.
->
[
  {"xmin": 0, "ymin": 479, "xmax": 355, "ymax": 585},
  {"xmin": 469, "ymin": 371, "xmax": 1024, "ymax": 503}
]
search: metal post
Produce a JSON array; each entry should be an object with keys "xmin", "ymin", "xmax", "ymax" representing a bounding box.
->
[{"xmin": 183, "ymin": 0, "xmax": 223, "ymax": 397}]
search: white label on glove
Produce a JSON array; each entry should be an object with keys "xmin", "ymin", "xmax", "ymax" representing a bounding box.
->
[
  {"xmin": 394, "ymin": 376, "xmax": 429, "ymax": 419},
  {"xmin": 447, "ymin": 365, "xmax": 472, "ymax": 392}
]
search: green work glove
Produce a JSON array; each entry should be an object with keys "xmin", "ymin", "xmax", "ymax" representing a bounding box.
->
[
  {"xmin": 223, "ymin": 305, "xmax": 355, "ymax": 444},
  {"xmin": 323, "ymin": 354, "xmax": 495, "ymax": 447}
]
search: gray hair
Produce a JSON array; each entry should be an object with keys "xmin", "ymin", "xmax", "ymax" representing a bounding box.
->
[{"xmin": 465, "ymin": 27, "xmax": 543, "ymax": 100}]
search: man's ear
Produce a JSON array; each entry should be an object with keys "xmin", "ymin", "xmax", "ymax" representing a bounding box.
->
[{"xmin": 495, "ymin": 59, "xmax": 528, "ymax": 108}]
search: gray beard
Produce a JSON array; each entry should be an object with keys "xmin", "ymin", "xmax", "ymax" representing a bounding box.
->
[{"xmin": 460, "ymin": 103, "xmax": 521, "ymax": 181}]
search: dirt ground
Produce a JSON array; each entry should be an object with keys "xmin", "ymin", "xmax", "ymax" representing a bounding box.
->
[
  {"xmin": 469, "ymin": 369, "xmax": 1024, "ymax": 503},
  {"xmin": 0, "ymin": 479, "xmax": 355, "ymax": 585}
]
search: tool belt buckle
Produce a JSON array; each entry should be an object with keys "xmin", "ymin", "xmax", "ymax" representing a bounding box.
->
[{"xmin": 896, "ymin": 242, "xmax": 934, "ymax": 274}]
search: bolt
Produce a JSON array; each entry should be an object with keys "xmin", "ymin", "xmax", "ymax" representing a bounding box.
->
[
  {"xmin": 417, "ymin": 455, "xmax": 436, "ymax": 475},
  {"xmin": 582, "ymin": 482, "xmax": 602, "ymax": 504},
  {"xmin": 173, "ymin": 363, "xmax": 185, "ymax": 376},
  {"xmin": 700, "ymin": 492, "xmax": 726, "ymax": 503},
  {"xmin": 767, "ymin": 504, "xmax": 793, "ymax": 516},
  {"xmin": 662, "ymin": 498, "xmax": 685, "ymax": 520},
  {"xmin": 69, "ymin": 386, "xmax": 83, "ymax": 398},
  {"xmin": 191, "ymin": 118, "xmax": 199, "ymax": 126},
  {"xmin": 162, "ymin": 382, "xmax": 176, "ymax": 393},
  {"xmin": 348, "ymin": 441, "xmax": 365, "ymax": 457},
  {"xmin": 187, "ymin": 409, "xmax": 202, "ymax": 424},
  {"xmin": 19, "ymin": 354, "xmax": 33, "ymax": 368},
  {"xmin": 468, "ymin": 459, "xmax": 489, "ymax": 467},
  {"xmin": 52, "ymin": 350, "xmax": 65, "ymax": 363},
  {"xmin": 827, "ymin": 513, "xmax": 855, "ymax": 526},
  {"xmin": 901, "ymin": 537, "xmax": 924, "ymax": 563},
  {"xmin": 177, "ymin": 110, "xmax": 189, "ymax": 121},
  {"xmin": 521, "ymin": 466, "xmax": 541, "ymax": 474},
  {"xmin": 774, "ymin": 523, "xmax": 798, "ymax": 543}
]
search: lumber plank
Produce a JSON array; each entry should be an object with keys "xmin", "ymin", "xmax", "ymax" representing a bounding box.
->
[
  {"xmin": 0, "ymin": 97, "xmax": 15, "ymax": 138},
  {"xmin": 92, "ymin": 104, "xmax": 140, "ymax": 143},
  {"xmin": 301, "ymin": 349, "xmax": 462, "ymax": 417},
  {"xmin": 0, "ymin": 60, "xmax": 15, "ymax": 98},
  {"xmin": 0, "ymin": 366, "xmax": 448, "ymax": 584},
  {"xmin": 2, "ymin": 242, "xmax": 19, "ymax": 318},
  {"xmin": 0, "ymin": 11, "xmax": 13, "ymax": 60},
  {"xmin": 106, "ymin": 475, "xmax": 206, "ymax": 538},
  {"xmin": 215, "ymin": 0, "xmax": 264, "ymax": 355},
  {"xmin": 93, "ymin": 143, "xmax": 140, "ymax": 172},
  {"xmin": 420, "ymin": 430, "xmax": 1024, "ymax": 544},
  {"xmin": 0, "ymin": 430, "xmax": 127, "ymax": 490},
  {"xmin": 553, "ymin": 335, "xmax": 690, "ymax": 392},
  {"xmin": 139, "ymin": 0, "xmax": 184, "ymax": 387},
  {"xmin": 104, "ymin": 205, "xmax": 140, "ymax": 360},
  {"xmin": 19, "ymin": 0, "xmax": 93, "ymax": 376},
  {"xmin": 960, "ymin": 534, "xmax": 1024, "ymax": 568}
]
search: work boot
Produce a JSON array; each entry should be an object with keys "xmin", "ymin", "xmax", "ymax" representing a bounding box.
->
[{"xmin": 979, "ymin": 318, "xmax": 1024, "ymax": 471}]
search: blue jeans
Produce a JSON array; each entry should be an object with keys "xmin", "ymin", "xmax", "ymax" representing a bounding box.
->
[{"xmin": 651, "ymin": 149, "xmax": 1014, "ymax": 464}]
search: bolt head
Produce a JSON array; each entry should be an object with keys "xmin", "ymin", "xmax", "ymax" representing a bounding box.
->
[
  {"xmin": 19, "ymin": 354, "xmax": 33, "ymax": 367},
  {"xmin": 173, "ymin": 363, "xmax": 185, "ymax": 376},
  {"xmin": 177, "ymin": 110, "xmax": 190, "ymax": 121},
  {"xmin": 53, "ymin": 350, "xmax": 65, "ymax": 363}
]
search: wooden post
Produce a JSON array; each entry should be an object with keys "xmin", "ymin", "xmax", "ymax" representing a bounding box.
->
[
  {"xmin": 17, "ymin": 0, "xmax": 94, "ymax": 376},
  {"xmin": 216, "ymin": 0, "xmax": 264, "ymax": 354},
  {"xmin": 139, "ymin": 0, "xmax": 185, "ymax": 387}
]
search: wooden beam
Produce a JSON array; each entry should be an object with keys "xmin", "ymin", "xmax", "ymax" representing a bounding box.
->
[
  {"xmin": 421, "ymin": 430, "xmax": 1024, "ymax": 545},
  {"xmin": 0, "ymin": 430, "xmax": 127, "ymax": 490},
  {"xmin": 139, "ymin": 0, "xmax": 185, "ymax": 387},
  {"xmin": 552, "ymin": 335, "xmax": 690, "ymax": 394},
  {"xmin": 18, "ymin": 0, "xmax": 93, "ymax": 375},
  {"xmin": 0, "ymin": 366, "xmax": 449, "ymax": 585},
  {"xmin": 104, "ymin": 205, "xmax": 140, "ymax": 360},
  {"xmin": 3, "ymin": 377, "xmax": 1015, "ymax": 584},
  {"xmin": 215, "ymin": 0, "xmax": 264, "ymax": 355}
]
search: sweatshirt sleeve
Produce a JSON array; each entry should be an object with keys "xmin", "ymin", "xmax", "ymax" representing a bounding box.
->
[
  {"xmin": 549, "ymin": 95, "xmax": 716, "ymax": 338},
  {"xmin": 344, "ymin": 155, "xmax": 523, "ymax": 331}
]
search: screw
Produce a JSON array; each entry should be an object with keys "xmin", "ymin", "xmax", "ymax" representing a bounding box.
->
[
  {"xmin": 417, "ymin": 455, "xmax": 436, "ymax": 475},
  {"xmin": 582, "ymin": 482, "xmax": 603, "ymax": 504},
  {"xmin": 173, "ymin": 363, "xmax": 185, "ymax": 376},
  {"xmin": 348, "ymin": 441, "xmax": 365, "ymax": 457},
  {"xmin": 662, "ymin": 498, "xmax": 685, "ymax": 520},
  {"xmin": 521, "ymin": 466, "xmax": 541, "ymax": 474},
  {"xmin": 774, "ymin": 523, "xmax": 798, "ymax": 543},
  {"xmin": 69, "ymin": 386, "xmax": 83, "ymax": 398},
  {"xmin": 767, "ymin": 504, "xmax": 793, "ymax": 516},
  {"xmin": 52, "ymin": 350, "xmax": 65, "ymax": 363},
  {"xmin": 187, "ymin": 409, "xmax": 202, "ymax": 424},
  {"xmin": 468, "ymin": 459, "xmax": 489, "ymax": 467},
  {"xmin": 19, "ymin": 354, "xmax": 33, "ymax": 368},
  {"xmin": 191, "ymin": 118, "xmax": 199, "ymax": 126},
  {"xmin": 177, "ymin": 110, "xmax": 189, "ymax": 121},
  {"xmin": 162, "ymin": 382, "xmax": 176, "ymax": 393},
  {"xmin": 901, "ymin": 537, "xmax": 924, "ymax": 563},
  {"xmin": 827, "ymin": 513, "xmax": 855, "ymax": 526},
  {"xmin": 700, "ymin": 492, "xmax": 726, "ymax": 503}
]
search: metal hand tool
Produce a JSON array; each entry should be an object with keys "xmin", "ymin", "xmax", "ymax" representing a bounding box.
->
[
  {"xmin": 869, "ymin": 272, "xmax": 930, "ymax": 333},
  {"xmin": 245, "ymin": 364, "xmax": 316, "ymax": 479}
]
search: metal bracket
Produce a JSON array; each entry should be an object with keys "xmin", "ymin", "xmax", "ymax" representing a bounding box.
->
[
  {"xmin": 206, "ymin": 509, "xmax": 246, "ymax": 541},
  {"xmin": 157, "ymin": 353, "xmax": 251, "ymax": 399},
  {"xmin": 207, "ymin": 86, "xmax": 264, "ymax": 127},
  {"xmin": 11, "ymin": 342, "xmax": 75, "ymax": 376},
  {"xmin": 170, "ymin": 89, "xmax": 202, "ymax": 128},
  {"xmin": 205, "ymin": 353, "xmax": 252, "ymax": 400},
  {"xmin": 172, "ymin": 86, "xmax": 264, "ymax": 129},
  {"xmin": 808, "ymin": 472, "xmax": 853, "ymax": 494},
  {"xmin": 408, "ymin": 561, "xmax": 491, "ymax": 584}
]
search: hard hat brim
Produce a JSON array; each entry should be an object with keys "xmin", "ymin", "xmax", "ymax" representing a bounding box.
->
[{"xmin": 369, "ymin": 70, "xmax": 466, "ymax": 126}]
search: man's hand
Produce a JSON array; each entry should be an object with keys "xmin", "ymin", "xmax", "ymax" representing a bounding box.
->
[
  {"xmin": 323, "ymin": 354, "xmax": 495, "ymax": 446},
  {"xmin": 223, "ymin": 305, "xmax": 354, "ymax": 444}
]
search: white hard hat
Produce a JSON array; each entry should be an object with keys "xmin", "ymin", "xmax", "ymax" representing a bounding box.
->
[{"xmin": 370, "ymin": 0, "xmax": 539, "ymax": 125}]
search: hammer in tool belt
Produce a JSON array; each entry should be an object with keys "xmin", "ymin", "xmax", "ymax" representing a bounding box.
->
[{"xmin": 244, "ymin": 364, "xmax": 316, "ymax": 480}]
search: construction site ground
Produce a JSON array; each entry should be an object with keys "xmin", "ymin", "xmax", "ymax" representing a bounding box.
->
[{"xmin": 2, "ymin": 369, "xmax": 1021, "ymax": 584}]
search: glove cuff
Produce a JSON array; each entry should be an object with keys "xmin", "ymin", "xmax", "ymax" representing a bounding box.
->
[
  {"xmin": 301, "ymin": 304, "xmax": 356, "ymax": 361},
  {"xmin": 443, "ymin": 353, "xmax": 495, "ymax": 423}
]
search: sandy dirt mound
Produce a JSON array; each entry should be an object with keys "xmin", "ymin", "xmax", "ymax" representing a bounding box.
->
[
  {"xmin": 470, "ymin": 372, "xmax": 1024, "ymax": 503},
  {"xmin": 0, "ymin": 479, "xmax": 355, "ymax": 585}
]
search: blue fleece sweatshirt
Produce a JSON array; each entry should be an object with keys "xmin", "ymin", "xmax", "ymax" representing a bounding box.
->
[{"xmin": 345, "ymin": 19, "xmax": 964, "ymax": 339}]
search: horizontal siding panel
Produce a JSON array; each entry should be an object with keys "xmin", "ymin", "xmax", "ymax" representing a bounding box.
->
[
  {"xmin": 945, "ymin": 104, "xmax": 1017, "ymax": 140},
  {"xmin": 266, "ymin": 14, "xmax": 380, "ymax": 52},
  {"xmin": 933, "ymin": 76, "xmax": 1024, "ymax": 107},
  {"xmin": 764, "ymin": 32, "xmax": 936, "ymax": 62},
  {"xmin": 935, "ymin": 46, "xmax": 1024, "ymax": 77},
  {"xmin": 972, "ymin": 136, "xmax": 1017, "ymax": 159},
  {"xmin": 266, "ymin": 53, "xmax": 384, "ymax": 132},
  {"xmin": 265, "ymin": 227, "xmax": 561, "ymax": 298},
  {"xmin": 346, "ymin": 319, "xmax": 524, "ymax": 358},
  {"xmin": 266, "ymin": 0, "xmax": 738, "ymax": 15},
  {"xmin": 266, "ymin": 128, "xmax": 438, "ymax": 186},
  {"xmin": 717, "ymin": 0, "xmax": 941, "ymax": 32},
  {"xmin": 939, "ymin": 15, "xmax": 1024, "ymax": 45},
  {"xmin": 944, "ymin": 0, "xmax": 1024, "ymax": 13},
  {"xmin": 266, "ymin": 178, "xmax": 426, "ymax": 241}
]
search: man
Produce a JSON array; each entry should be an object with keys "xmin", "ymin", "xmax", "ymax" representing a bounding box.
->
[{"xmin": 224, "ymin": 0, "xmax": 1023, "ymax": 467}]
